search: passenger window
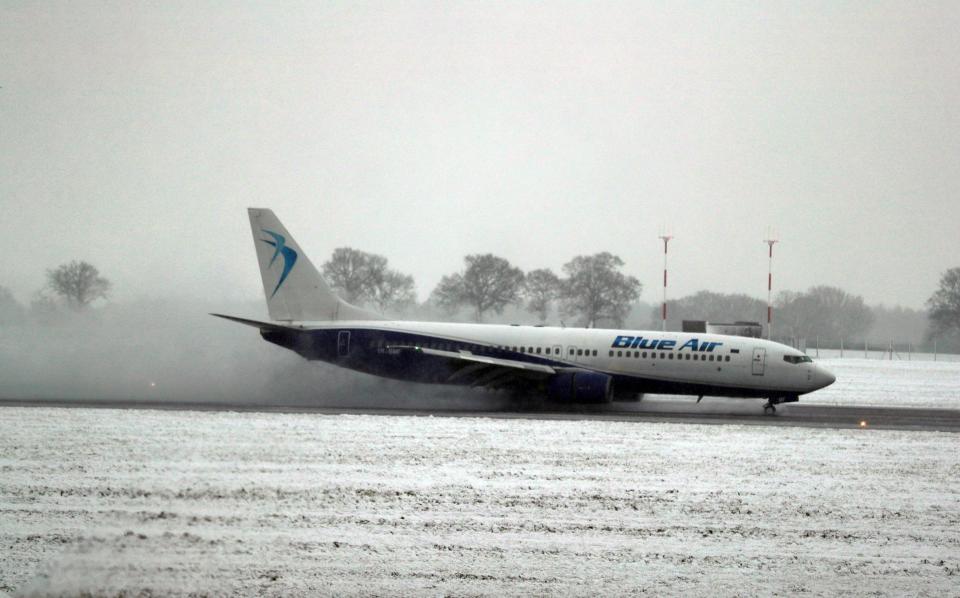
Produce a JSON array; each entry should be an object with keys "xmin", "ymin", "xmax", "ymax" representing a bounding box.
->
[
  {"xmin": 668, "ymin": 353, "xmax": 674, "ymax": 360},
  {"xmin": 577, "ymin": 349, "xmax": 583, "ymax": 356},
  {"xmin": 609, "ymin": 350, "xmax": 614, "ymax": 357},
  {"xmin": 642, "ymin": 352, "xmax": 647, "ymax": 358},
  {"xmin": 592, "ymin": 350, "xmax": 597, "ymax": 356},
  {"xmin": 651, "ymin": 352, "xmax": 657, "ymax": 359},
  {"xmin": 635, "ymin": 351, "xmax": 640, "ymax": 359},
  {"xmin": 569, "ymin": 348, "xmax": 574, "ymax": 355},
  {"xmin": 725, "ymin": 355, "xmax": 730, "ymax": 362},
  {"xmin": 660, "ymin": 352, "xmax": 666, "ymax": 359},
  {"xmin": 536, "ymin": 347, "xmax": 541, "ymax": 354},
  {"xmin": 617, "ymin": 350, "xmax": 622, "ymax": 357},
  {"xmin": 709, "ymin": 355, "xmax": 714, "ymax": 361}
]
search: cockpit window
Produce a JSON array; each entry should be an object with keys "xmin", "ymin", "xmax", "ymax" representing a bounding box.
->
[{"xmin": 783, "ymin": 355, "xmax": 813, "ymax": 364}]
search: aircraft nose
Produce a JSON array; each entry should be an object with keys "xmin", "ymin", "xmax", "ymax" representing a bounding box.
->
[{"xmin": 814, "ymin": 366, "xmax": 836, "ymax": 389}]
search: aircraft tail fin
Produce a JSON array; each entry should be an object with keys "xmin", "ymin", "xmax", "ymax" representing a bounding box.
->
[{"xmin": 247, "ymin": 208, "xmax": 382, "ymax": 322}]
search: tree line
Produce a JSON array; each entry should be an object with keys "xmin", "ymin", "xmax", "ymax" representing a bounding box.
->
[
  {"xmin": 653, "ymin": 288, "xmax": 875, "ymax": 343},
  {"xmin": 323, "ymin": 248, "xmax": 642, "ymax": 327},
  {"xmin": 3, "ymin": 255, "xmax": 960, "ymax": 353},
  {"xmin": 325, "ymin": 253, "xmax": 960, "ymax": 350},
  {"xmin": 0, "ymin": 260, "xmax": 111, "ymax": 324}
]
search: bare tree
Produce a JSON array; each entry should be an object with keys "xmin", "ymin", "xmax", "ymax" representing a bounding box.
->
[
  {"xmin": 774, "ymin": 290, "xmax": 806, "ymax": 339},
  {"xmin": 46, "ymin": 261, "xmax": 110, "ymax": 309},
  {"xmin": 0, "ymin": 286, "xmax": 25, "ymax": 323},
  {"xmin": 560, "ymin": 253, "xmax": 641, "ymax": 327},
  {"xmin": 431, "ymin": 254, "xmax": 524, "ymax": 322},
  {"xmin": 868, "ymin": 303, "xmax": 927, "ymax": 346},
  {"xmin": 655, "ymin": 290, "xmax": 766, "ymax": 331},
  {"xmin": 322, "ymin": 247, "xmax": 387, "ymax": 304},
  {"xmin": 776, "ymin": 286, "xmax": 873, "ymax": 341},
  {"xmin": 523, "ymin": 268, "xmax": 560, "ymax": 323},
  {"xmin": 927, "ymin": 267, "xmax": 960, "ymax": 347},
  {"xmin": 432, "ymin": 273, "xmax": 465, "ymax": 316},
  {"xmin": 370, "ymin": 269, "xmax": 416, "ymax": 315}
]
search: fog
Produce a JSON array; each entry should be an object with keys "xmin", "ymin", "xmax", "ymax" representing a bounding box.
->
[
  {"xmin": 2, "ymin": 3, "xmax": 959, "ymax": 403},
  {"xmin": 0, "ymin": 299, "xmax": 515, "ymax": 408},
  {"xmin": 2, "ymin": 2, "xmax": 960, "ymax": 312}
]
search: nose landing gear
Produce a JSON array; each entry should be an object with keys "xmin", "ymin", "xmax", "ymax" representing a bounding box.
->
[{"xmin": 762, "ymin": 395, "xmax": 799, "ymax": 415}]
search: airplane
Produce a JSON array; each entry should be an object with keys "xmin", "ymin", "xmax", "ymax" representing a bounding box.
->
[{"xmin": 214, "ymin": 208, "xmax": 836, "ymax": 413}]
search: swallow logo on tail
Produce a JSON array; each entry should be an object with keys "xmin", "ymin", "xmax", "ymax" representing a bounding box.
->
[{"xmin": 260, "ymin": 229, "xmax": 298, "ymax": 297}]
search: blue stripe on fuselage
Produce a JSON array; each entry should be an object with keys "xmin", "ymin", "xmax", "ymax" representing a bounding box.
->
[{"xmin": 260, "ymin": 327, "xmax": 775, "ymax": 399}]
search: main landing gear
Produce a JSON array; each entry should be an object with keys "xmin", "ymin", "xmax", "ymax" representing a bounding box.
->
[{"xmin": 762, "ymin": 395, "xmax": 800, "ymax": 415}]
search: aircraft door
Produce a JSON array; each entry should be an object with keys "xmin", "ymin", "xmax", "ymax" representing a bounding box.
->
[
  {"xmin": 567, "ymin": 346, "xmax": 579, "ymax": 362},
  {"xmin": 553, "ymin": 345, "xmax": 562, "ymax": 360},
  {"xmin": 337, "ymin": 331, "xmax": 351, "ymax": 357},
  {"xmin": 751, "ymin": 347, "xmax": 766, "ymax": 375}
]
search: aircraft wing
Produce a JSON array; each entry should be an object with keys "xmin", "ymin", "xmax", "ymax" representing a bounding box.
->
[{"xmin": 386, "ymin": 345, "xmax": 556, "ymax": 388}]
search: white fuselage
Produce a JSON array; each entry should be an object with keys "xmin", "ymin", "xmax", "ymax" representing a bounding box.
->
[{"xmin": 287, "ymin": 319, "xmax": 836, "ymax": 397}]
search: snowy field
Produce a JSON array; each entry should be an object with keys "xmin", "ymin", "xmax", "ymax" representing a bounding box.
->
[
  {"xmin": 2, "ymin": 407, "xmax": 959, "ymax": 596},
  {"xmin": 799, "ymin": 357, "xmax": 960, "ymax": 409}
]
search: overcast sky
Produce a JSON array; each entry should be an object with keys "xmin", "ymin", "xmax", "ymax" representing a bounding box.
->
[{"xmin": 2, "ymin": 2, "xmax": 958, "ymax": 309}]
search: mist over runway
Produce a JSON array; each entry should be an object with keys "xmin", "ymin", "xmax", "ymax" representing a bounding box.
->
[{"xmin": 4, "ymin": 348, "xmax": 959, "ymax": 432}]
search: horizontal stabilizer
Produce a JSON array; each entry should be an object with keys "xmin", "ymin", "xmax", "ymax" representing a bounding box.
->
[{"xmin": 210, "ymin": 313, "xmax": 297, "ymax": 331}]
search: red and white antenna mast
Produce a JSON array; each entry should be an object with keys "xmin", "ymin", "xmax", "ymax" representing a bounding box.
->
[
  {"xmin": 658, "ymin": 232, "xmax": 673, "ymax": 332},
  {"xmin": 763, "ymin": 231, "xmax": 779, "ymax": 340}
]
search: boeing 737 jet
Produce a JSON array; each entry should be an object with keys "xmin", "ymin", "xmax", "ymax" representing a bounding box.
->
[{"xmin": 214, "ymin": 209, "xmax": 836, "ymax": 412}]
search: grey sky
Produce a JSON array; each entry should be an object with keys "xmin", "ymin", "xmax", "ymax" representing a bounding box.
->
[{"xmin": 2, "ymin": 2, "xmax": 958, "ymax": 309}]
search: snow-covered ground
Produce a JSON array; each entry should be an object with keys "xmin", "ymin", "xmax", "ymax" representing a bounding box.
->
[
  {"xmin": 800, "ymin": 357, "xmax": 960, "ymax": 409},
  {"xmin": 2, "ymin": 407, "xmax": 958, "ymax": 596}
]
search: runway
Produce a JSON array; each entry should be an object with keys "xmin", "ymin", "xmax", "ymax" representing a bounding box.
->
[{"xmin": 2, "ymin": 397, "xmax": 958, "ymax": 432}]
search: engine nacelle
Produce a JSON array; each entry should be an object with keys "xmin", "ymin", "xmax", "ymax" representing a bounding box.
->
[{"xmin": 546, "ymin": 369, "xmax": 613, "ymax": 403}]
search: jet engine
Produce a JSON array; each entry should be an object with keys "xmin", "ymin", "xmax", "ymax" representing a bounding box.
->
[{"xmin": 546, "ymin": 369, "xmax": 613, "ymax": 403}]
